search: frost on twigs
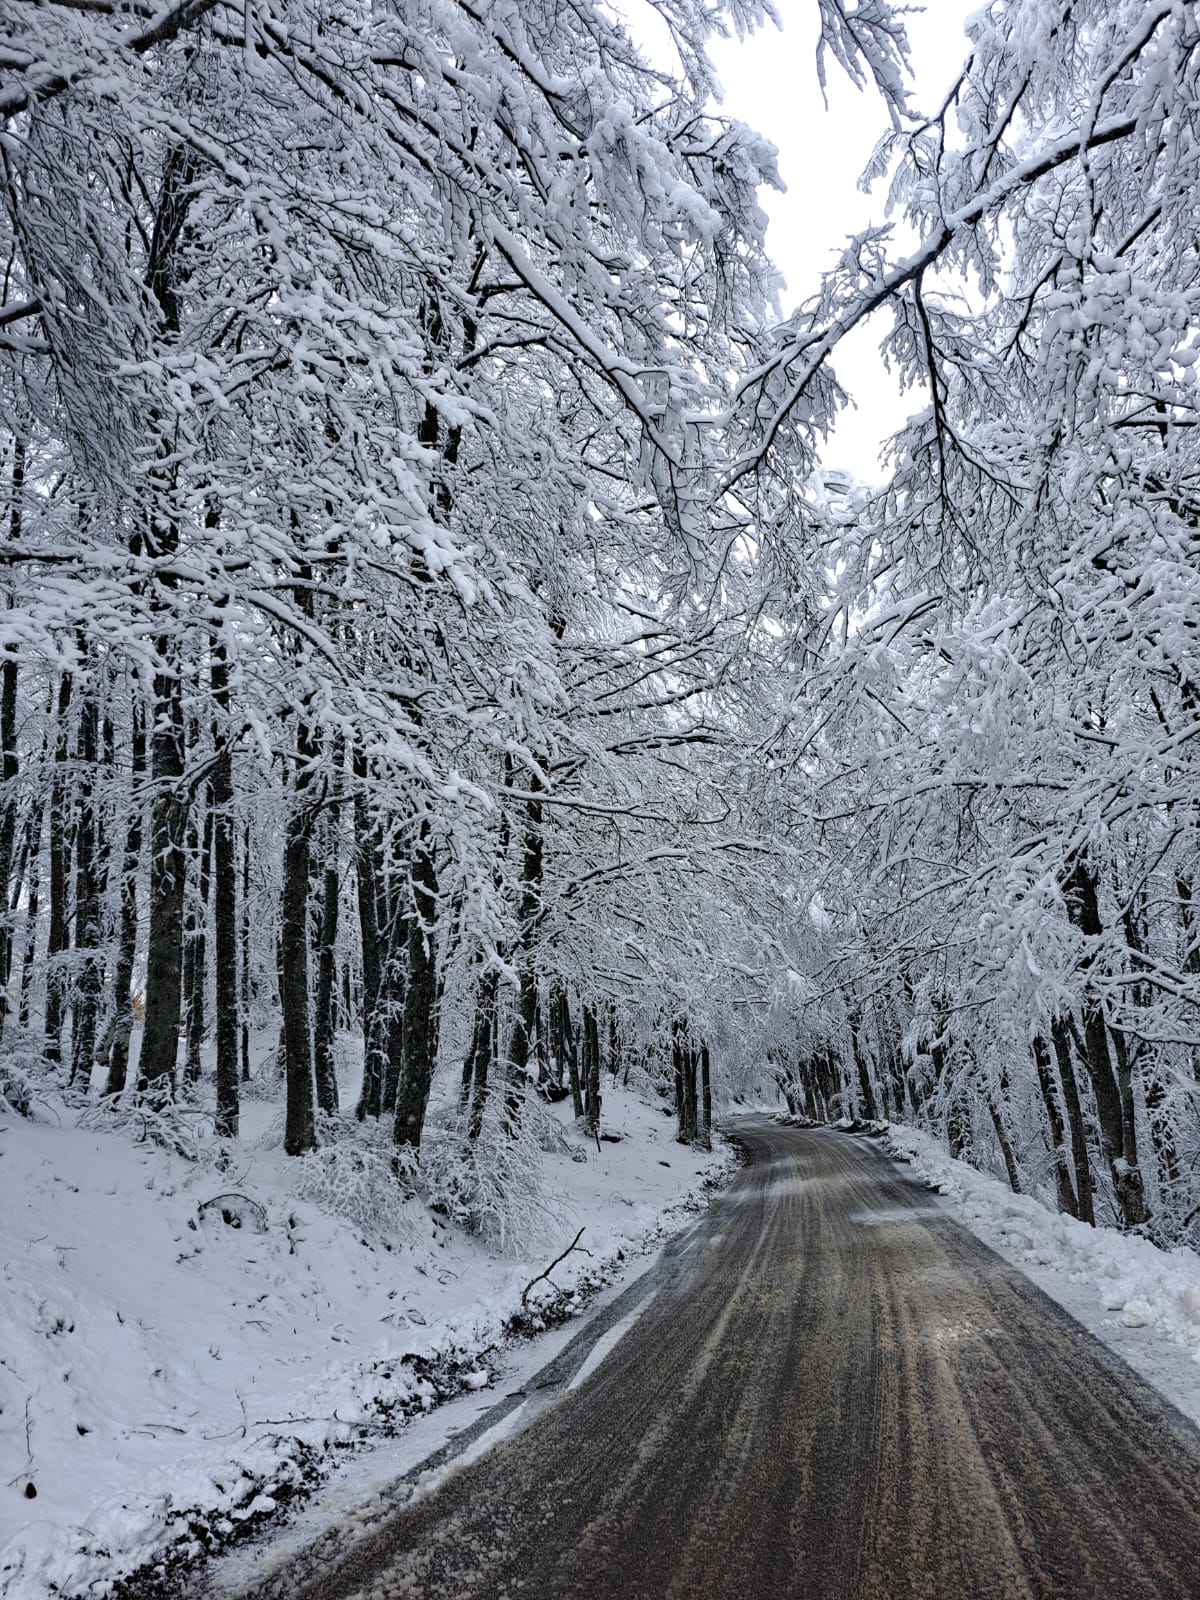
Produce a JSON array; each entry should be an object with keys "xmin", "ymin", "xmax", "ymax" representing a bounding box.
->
[
  {"xmin": 76, "ymin": 1097, "xmax": 215, "ymax": 1162},
  {"xmin": 293, "ymin": 1117, "xmax": 420, "ymax": 1245},
  {"xmin": 420, "ymin": 1098, "xmax": 567, "ymax": 1255}
]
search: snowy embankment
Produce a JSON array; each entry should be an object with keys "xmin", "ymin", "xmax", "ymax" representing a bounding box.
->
[
  {"xmin": 1, "ymin": 1076, "xmax": 731, "ymax": 1600},
  {"xmin": 886, "ymin": 1124, "xmax": 1200, "ymax": 1422}
]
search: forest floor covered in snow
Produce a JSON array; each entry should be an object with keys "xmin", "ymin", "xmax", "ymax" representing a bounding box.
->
[
  {"xmin": 886, "ymin": 1125, "xmax": 1200, "ymax": 1426},
  {"xmin": 0, "ymin": 1048, "xmax": 733, "ymax": 1600}
]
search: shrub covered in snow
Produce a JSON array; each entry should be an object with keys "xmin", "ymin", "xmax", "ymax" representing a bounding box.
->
[{"xmin": 293, "ymin": 1121, "xmax": 419, "ymax": 1243}]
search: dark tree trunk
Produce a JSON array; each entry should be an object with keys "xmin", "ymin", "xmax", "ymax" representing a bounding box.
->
[
  {"xmin": 211, "ymin": 642, "xmax": 239, "ymax": 1138},
  {"xmin": 1052, "ymin": 1017, "xmax": 1095, "ymax": 1226},
  {"xmin": 467, "ymin": 966, "xmax": 499, "ymax": 1142},
  {"xmin": 353, "ymin": 761, "xmax": 385, "ymax": 1120},
  {"xmin": 1061, "ymin": 856, "xmax": 1148, "ymax": 1228},
  {"xmin": 501, "ymin": 789, "xmax": 543, "ymax": 1137},
  {"xmin": 1032, "ymin": 1033, "xmax": 1079, "ymax": 1217},
  {"xmin": 985, "ymin": 1091, "xmax": 1021, "ymax": 1194},
  {"xmin": 394, "ymin": 819, "xmax": 439, "ymax": 1150},
  {"xmin": 44, "ymin": 668, "xmax": 73, "ymax": 1064},
  {"xmin": 849, "ymin": 1011, "xmax": 879, "ymax": 1121},
  {"xmin": 17, "ymin": 799, "xmax": 44, "ymax": 1030},
  {"xmin": 559, "ymin": 988, "xmax": 583, "ymax": 1119},
  {"xmin": 697, "ymin": 1041, "xmax": 713, "ymax": 1151},
  {"xmin": 138, "ymin": 661, "xmax": 188, "ymax": 1105},
  {"xmin": 1121, "ymin": 901, "xmax": 1181, "ymax": 1199},
  {"xmin": 70, "ymin": 660, "xmax": 103, "ymax": 1086},
  {"xmin": 137, "ymin": 145, "xmax": 199, "ymax": 1105},
  {"xmin": 281, "ymin": 728, "xmax": 318, "ymax": 1156},
  {"xmin": 548, "ymin": 984, "xmax": 566, "ymax": 1090},
  {"xmin": 183, "ymin": 783, "xmax": 213, "ymax": 1088},
  {"xmin": 582, "ymin": 1003, "xmax": 601, "ymax": 1137},
  {"xmin": 0, "ymin": 441, "xmax": 21, "ymax": 1034},
  {"xmin": 931, "ymin": 1027, "xmax": 969, "ymax": 1158},
  {"xmin": 674, "ymin": 1019, "xmax": 697, "ymax": 1144},
  {"xmin": 240, "ymin": 820, "xmax": 252, "ymax": 1082},
  {"xmin": 312, "ymin": 800, "xmax": 341, "ymax": 1118}
]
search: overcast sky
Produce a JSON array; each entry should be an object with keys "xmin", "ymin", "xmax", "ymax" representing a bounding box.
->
[{"xmin": 707, "ymin": 1, "xmax": 978, "ymax": 477}]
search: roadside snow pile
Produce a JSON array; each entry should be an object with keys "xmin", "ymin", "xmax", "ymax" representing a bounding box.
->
[
  {"xmin": 887, "ymin": 1124, "xmax": 1200, "ymax": 1360},
  {"xmin": 1, "ymin": 1076, "xmax": 729, "ymax": 1600}
]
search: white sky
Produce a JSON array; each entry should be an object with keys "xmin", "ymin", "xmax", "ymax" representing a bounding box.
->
[{"xmin": 707, "ymin": 1, "xmax": 978, "ymax": 476}]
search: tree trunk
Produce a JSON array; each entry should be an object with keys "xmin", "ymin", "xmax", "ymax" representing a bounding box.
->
[
  {"xmin": 1051, "ymin": 1017, "xmax": 1095, "ymax": 1227},
  {"xmin": 381, "ymin": 937, "xmax": 408, "ymax": 1116},
  {"xmin": 312, "ymin": 800, "xmax": 341, "ymax": 1118},
  {"xmin": 1061, "ymin": 856, "xmax": 1149, "ymax": 1228},
  {"xmin": 137, "ymin": 660, "xmax": 188, "ymax": 1105},
  {"xmin": 394, "ymin": 819, "xmax": 439, "ymax": 1150},
  {"xmin": 70, "ymin": 659, "xmax": 103, "ymax": 1086},
  {"xmin": 985, "ymin": 1092, "xmax": 1021, "ymax": 1194},
  {"xmin": 211, "ymin": 642, "xmax": 239, "ymax": 1138},
  {"xmin": 0, "ymin": 439, "xmax": 22, "ymax": 1036},
  {"xmin": 467, "ymin": 966, "xmax": 499, "ymax": 1142},
  {"xmin": 137, "ymin": 143, "xmax": 200, "ymax": 1104},
  {"xmin": 559, "ymin": 989, "xmax": 583, "ymax": 1119},
  {"xmin": 240, "ymin": 820, "xmax": 252, "ymax": 1082},
  {"xmin": 697, "ymin": 1041, "xmax": 713, "ymax": 1151},
  {"xmin": 1032, "ymin": 1033, "xmax": 1079, "ymax": 1217},
  {"xmin": 500, "ymin": 789, "xmax": 543, "ymax": 1138},
  {"xmin": 353, "ymin": 761, "xmax": 385, "ymax": 1120},
  {"xmin": 281, "ymin": 728, "xmax": 317, "ymax": 1156},
  {"xmin": 17, "ymin": 799, "xmax": 43, "ymax": 1030},
  {"xmin": 849, "ymin": 1011, "xmax": 879, "ymax": 1121},
  {"xmin": 674, "ymin": 1019, "xmax": 697, "ymax": 1144},
  {"xmin": 582, "ymin": 1003, "xmax": 601, "ymax": 1137},
  {"xmin": 183, "ymin": 781, "xmax": 213, "ymax": 1088},
  {"xmin": 44, "ymin": 668, "xmax": 73, "ymax": 1065}
]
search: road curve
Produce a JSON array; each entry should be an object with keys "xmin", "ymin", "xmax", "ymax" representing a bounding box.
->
[{"xmin": 250, "ymin": 1119, "xmax": 1200, "ymax": 1600}]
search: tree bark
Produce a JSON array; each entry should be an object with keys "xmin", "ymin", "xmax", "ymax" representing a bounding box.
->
[
  {"xmin": 353, "ymin": 760, "xmax": 385, "ymax": 1120},
  {"xmin": 674, "ymin": 1019, "xmax": 697, "ymax": 1144},
  {"xmin": 240, "ymin": 820, "xmax": 252, "ymax": 1082},
  {"xmin": 211, "ymin": 641, "xmax": 239, "ymax": 1138},
  {"xmin": 69, "ymin": 655, "xmax": 103, "ymax": 1085},
  {"xmin": 394, "ymin": 818, "xmax": 439, "ymax": 1150},
  {"xmin": 849, "ymin": 1010, "xmax": 879, "ymax": 1121},
  {"xmin": 1032, "ymin": 1034, "xmax": 1079, "ymax": 1217},
  {"xmin": 280, "ymin": 723, "xmax": 318, "ymax": 1156},
  {"xmin": 183, "ymin": 778, "xmax": 212, "ymax": 1088},
  {"xmin": 582, "ymin": 1003, "xmax": 601, "ymax": 1137},
  {"xmin": 0, "ymin": 438, "xmax": 23, "ymax": 1036},
  {"xmin": 697, "ymin": 1041, "xmax": 713, "ymax": 1151},
  {"xmin": 500, "ymin": 789, "xmax": 543, "ymax": 1138},
  {"xmin": 467, "ymin": 966, "xmax": 499, "ymax": 1142},
  {"xmin": 1061, "ymin": 856, "xmax": 1149, "ymax": 1228},
  {"xmin": 312, "ymin": 798, "xmax": 341, "ymax": 1118},
  {"xmin": 17, "ymin": 798, "xmax": 43, "ymax": 1031},
  {"xmin": 1051, "ymin": 1017, "xmax": 1095, "ymax": 1227},
  {"xmin": 44, "ymin": 669, "xmax": 74, "ymax": 1066},
  {"xmin": 137, "ymin": 659, "xmax": 188, "ymax": 1104}
]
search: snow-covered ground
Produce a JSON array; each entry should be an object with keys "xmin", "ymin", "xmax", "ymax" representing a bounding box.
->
[
  {"xmin": 886, "ymin": 1124, "xmax": 1200, "ymax": 1425},
  {"xmin": 1, "ymin": 1054, "xmax": 732, "ymax": 1600}
]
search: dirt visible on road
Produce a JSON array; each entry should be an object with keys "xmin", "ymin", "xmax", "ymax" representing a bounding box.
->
[{"xmin": 247, "ymin": 1121, "xmax": 1200, "ymax": 1599}]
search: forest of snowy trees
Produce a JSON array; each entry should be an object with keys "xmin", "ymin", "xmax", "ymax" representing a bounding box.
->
[{"xmin": 3, "ymin": 0, "xmax": 1200, "ymax": 1248}]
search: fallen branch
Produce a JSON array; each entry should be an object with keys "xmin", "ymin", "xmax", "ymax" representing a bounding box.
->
[{"xmin": 521, "ymin": 1227, "xmax": 591, "ymax": 1310}]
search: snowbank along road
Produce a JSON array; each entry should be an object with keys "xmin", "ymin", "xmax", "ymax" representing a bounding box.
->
[{"xmin": 233, "ymin": 1119, "xmax": 1200, "ymax": 1599}]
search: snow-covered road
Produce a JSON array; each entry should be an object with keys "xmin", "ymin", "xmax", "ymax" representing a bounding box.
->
[{"xmin": 222, "ymin": 1118, "xmax": 1200, "ymax": 1600}]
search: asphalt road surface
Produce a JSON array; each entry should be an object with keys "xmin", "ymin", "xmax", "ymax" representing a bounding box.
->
[{"xmin": 243, "ymin": 1118, "xmax": 1200, "ymax": 1600}]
